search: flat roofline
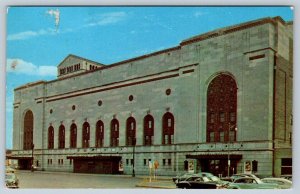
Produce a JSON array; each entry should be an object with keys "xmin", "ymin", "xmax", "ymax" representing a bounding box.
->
[
  {"xmin": 14, "ymin": 16, "xmax": 289, "ymax": 90},
  {"xmin": 180, "ymin": 16, "xmax": 289, "ymax": 46},
  {"xmin": 14, "ymin": 80, "xmax": 46, "ymax": 91}
]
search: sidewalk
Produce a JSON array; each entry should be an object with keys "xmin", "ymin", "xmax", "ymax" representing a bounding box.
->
[{"xmin": 136, "ymin": 177, "xmax": 176, "ymax": 189}]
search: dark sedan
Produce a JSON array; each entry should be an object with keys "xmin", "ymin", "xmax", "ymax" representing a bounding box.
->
[{"xmin": 176, "ymin": 176, "xmax": 218, "ymax": 189}]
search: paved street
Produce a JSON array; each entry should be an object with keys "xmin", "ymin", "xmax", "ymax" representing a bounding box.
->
[{"xmin": 14, "ymin": 170, "xmax": 175, "ymax": 189}]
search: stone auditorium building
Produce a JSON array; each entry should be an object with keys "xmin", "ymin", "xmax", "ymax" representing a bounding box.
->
[{"xmin": 10, "ymin": 16, "xmax": 293, "ymax": 177}]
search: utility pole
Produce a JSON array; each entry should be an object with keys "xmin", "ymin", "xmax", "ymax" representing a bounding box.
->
[
  {"xmin": 31, "ymin": 143, "xmax": 34, "ymax": 172},
  {"xmin": 132, "ymin": 138, "xmax": 136, "ymax": 177}
]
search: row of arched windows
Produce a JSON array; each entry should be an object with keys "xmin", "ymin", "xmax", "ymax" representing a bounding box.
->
[{"xmin": 47, "ymin": 112, "xmax": 175, "ymax": 149}]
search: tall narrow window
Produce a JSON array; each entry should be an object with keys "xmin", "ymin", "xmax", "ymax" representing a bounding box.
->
[
  {"xmin": 144, "ymin": 114, "xmax": 154, "ymax": 146},
  {"xmin": 70, "ymin": 123, "xmax": 77, "ymax": 148},
  {"xmin": 82, "ymin": 122, "xmax": 90, "ymax": 148},
  {"xmin": 206, "ymin": 74, "xmax": 237, "ymax": 142},
  {"xmin": 110, "ymin": 119, "xmax": 119, "ymax": 147},
  {"xmin": 23, "ymin": 110, "xmax": 33, "ymax": 150},
  {"xmin": 58, "ymin": 125, "xmax": 65, "ymax": 149},
  {"xmin": 48, "ymin": 126, "xmax": 54, "ymax": 149},
  {"xmin": 96, "ymin": 120, "xmax": 104, "ymax": 148},
  {"xmin": 162, "ymin": 112, "xmax": 175, "ymax": 145},
  {"xmin": 126, "ymin": 117, "xmax": 136, "ymax": 146}
]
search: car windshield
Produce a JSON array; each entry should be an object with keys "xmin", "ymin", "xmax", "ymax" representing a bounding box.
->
[
  {"xmin": 209, "ymin": 176, "xmax": 220, "ymax": 181},
  {"xmin": 203, "ymin": 177, "xmax": 210, "ymax": 182}
]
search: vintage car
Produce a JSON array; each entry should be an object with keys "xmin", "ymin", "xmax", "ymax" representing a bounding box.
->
[
  {"xmin": 176, "ymin": 176, "xmax": 219, "ymax": 189},
  {"xmin": 261, "ymin": 177, "xmax": 292, "ymax": 189},
  {"xmin": 172, "ymin": 172, "xmax": 198, "ymax": 183},
  {"xmin": 5, "ymin": 173, "xmax": 19, "ymax": 189},
  {"xmin": 6, "ymin": 166, "xmax": 16, "ymax": 174},
  {"xmin": 227, "ymin": 177, "xmax": 280, "ymax": 189}
]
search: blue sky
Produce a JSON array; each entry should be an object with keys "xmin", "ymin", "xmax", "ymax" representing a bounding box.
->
[{"xmin": 6, "ymin": 6, "xmax": 293, "ymax": 149}]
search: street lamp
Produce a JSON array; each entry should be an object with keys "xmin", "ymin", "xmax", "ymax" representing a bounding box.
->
[
  {"xmin": 227, "ymin": 123, "xmax": 237, "ymax": 177},
  {"xmin": 132, "ymin": 138, "xmax": 136, "ymax": 177}
]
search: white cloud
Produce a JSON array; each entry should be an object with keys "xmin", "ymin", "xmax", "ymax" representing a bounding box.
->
[
  {"xmin": 7, "ymin": 11, "xmax": 127, "ymax": 41},
  {"xmin": 85, "ymin": 12, "xmax": 127, "ymax": 27},
  {"xmin": 46, "ymin": 9, "xmax": 60, "ymax": 30},
  {"xmin": 7, "ymin": 28, "xmax": 57, "ymax": 41},
  {"xmin": 6, "ymin": 58, "xmax": 56, "ymax": 77}
]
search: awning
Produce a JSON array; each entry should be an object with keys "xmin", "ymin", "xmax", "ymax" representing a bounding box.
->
[
  {"xmin": 66, "ymin": 155, "xmax": 121, "ymax": 161},
  {"xmin": 6, "ymin": 156, "xmax": 33, "ymax": 160},
  {"xmin": 186, "ymin": 154, "xmax": 242, "ymax": 160}
]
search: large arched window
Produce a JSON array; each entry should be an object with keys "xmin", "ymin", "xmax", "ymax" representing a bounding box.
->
[
  {"xmin": 70, "ymin": 123, "xmax": 77, "ymax": 148},
  {"xmin": 206, "ymin": 74, "xmax": 237, "ymax": 142},
  {"xmin": 162, "ymin": 112, "xmax": 174, "ymax": 145},
  {"xmin": 58, "ymin": 125, "xmax": 65, "ymax": 149},
  {"xmin": 126, "ymin": 117, "xmax": 136, "ymax": 146},
  {"xmin": 96, "ymin": 120, "xmax": 104, "ymax": 148},
  {"xmin": 48, "ymin": 126, "xmax": 54, "ymax": 149},
  {"xmin": 23, "ymin": 110, "xmax": 33, "ymax": 150},
  {"xmin": 82, "ymin": 122, "xmax": 90, "ymax": 148},
  {"xmin": 144, "ymin": 114, "xmax": 154, "ymax": 146},
  {"xmin": 110, "ymin": 119, "xmax": 119, "ymax": 147}
]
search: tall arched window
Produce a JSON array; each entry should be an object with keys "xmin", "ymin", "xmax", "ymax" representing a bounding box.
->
[
  {"xmin": 82, "ymin": 122, "xmax": 90, "ymax": 148},
  {"xmin": 23, "ymin": 110, "xmax": 33, "ymax": 150},
  {"xmin": 96, "ymin": 120, "xmax": 104, "ymax": 148},
  {"xmin": 162, "ymin": 112, "xmax": 174, "ymax": 145},
  {"xmin": 144, "ymin": 114, "xmax": 154, "ymax": 146},
  {"xmin": 207, "ymin": 74, "xmax": 237, "ymax": 142},
  {"xmin": 58, "ymin": 125, "xmax": 65, "ymax": 149},
  {"xmin": 70, "ymin": 123, "xmax": 77, "ymax": 148},
  {"xmin": 110, "ymin": 119, "xmax": 119, "ymax": 147},
  {"xmin": 48, "ymin": 126, "xmax": 54, "ymax": 149},
  {"xmin": 126, "ymin": 117, "xmax": 136, "ymax": 146}
]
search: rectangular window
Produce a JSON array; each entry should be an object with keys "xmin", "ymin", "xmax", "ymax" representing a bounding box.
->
[
  {"xmin": 149, "ymin": 121, "xmax": 152, "ymax": 128},
  {"xmin": 230, "ymin": 112, "xmax": 236, "ymax": 122},
  {"xmin": 168, "ymin": 119, "xmax": 172, "ymax": 127},
  {"xmin": 58, "ymin": 159, "xmax": 60, "ymax": 165},
  {"xmin": 61, "ymin": 159, "xmax": 63, "ymax": 165},
  {"xmin": 164, "ymin": 135, "xmax": 168, "ymax": 144},
  {"xmin": 220, "ymin": 112, "xmax": 225, "ymax": 122},
  {"xmin": 144, "ymin": 159, "xmax": 147, "ymax": 166},
  {"xmin": 168, "ymin": 159, "xmax": 172, "ymax": 166},
  {"xmin": 229, "ymin": 131, "xmax": 235, "ymax": 142},
  {"xmin": 131, "ymin": 159, "xmax": 134, "ymax": 165},
  {"xmin": 210, "ymin": 113, "xmax": 215, "ymax": 123},
  {"xmin": 126, "ymin": 159, "xmax": 129, "ymax": 166},
  {"xmin": 220, "ymin": 131, "xmax": 225, "ymax": 142},
  {"xmin": 70, "ymin": 159, "xmax": 72, "ymax": 165},
  {"xmin": 210, "ymin": 132, "xmax": 215, "ymax": 142},
  {"xmin": 163, "ymin": 159, "xmax": 166, "ymax": 166}
]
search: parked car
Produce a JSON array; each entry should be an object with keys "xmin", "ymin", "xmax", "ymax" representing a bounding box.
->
[
  {"xmin": 230, "ymin": 173, "xmax": 259, "ymax": 181},
  {"xmin": 172, "ymin": 172, "xmax": 198, "ymax": 183},
  {"xmin": 280, "ymin": 174, "xmax": 292, "ymax": 181},
  {"xmin": 5, "ymin": 173, "xmax": 19, "ymax": 189},
  {"xmin": 227, "ymin": 177, "xmax": 280, "ymax": 189},
  {"xmin": 176, "ymin": 176, "xmax": 218, "ymax": 189},
  {"xmin": 262, "ymin": 177, "xmax": 292, "ymax": 189},
  {"xmin": 6, "ymin": 166, "xmax": 16, "ymax": 174}
]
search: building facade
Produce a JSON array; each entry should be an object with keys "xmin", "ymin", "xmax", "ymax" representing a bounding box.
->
[{"xmin": 10, "ymin": 16, "xmax": 293, "ymax": 177}]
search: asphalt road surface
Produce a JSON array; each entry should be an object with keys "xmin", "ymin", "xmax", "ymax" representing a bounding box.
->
[{"xmin": 15, "ymin": 170, "xmax": 143, "ymax": 189}]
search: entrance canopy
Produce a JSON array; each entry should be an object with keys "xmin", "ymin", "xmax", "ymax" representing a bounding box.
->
[
  {"xmin": 186, "ymin": 154, "xmax": 242, "ymax": 160},
  {"xmin": 6, "ymin": 156, "xmax": 33, "ymax": 160},
  {"xmin": 66, "ymin": 155, "xmax": 121, "ymax": 161}
]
